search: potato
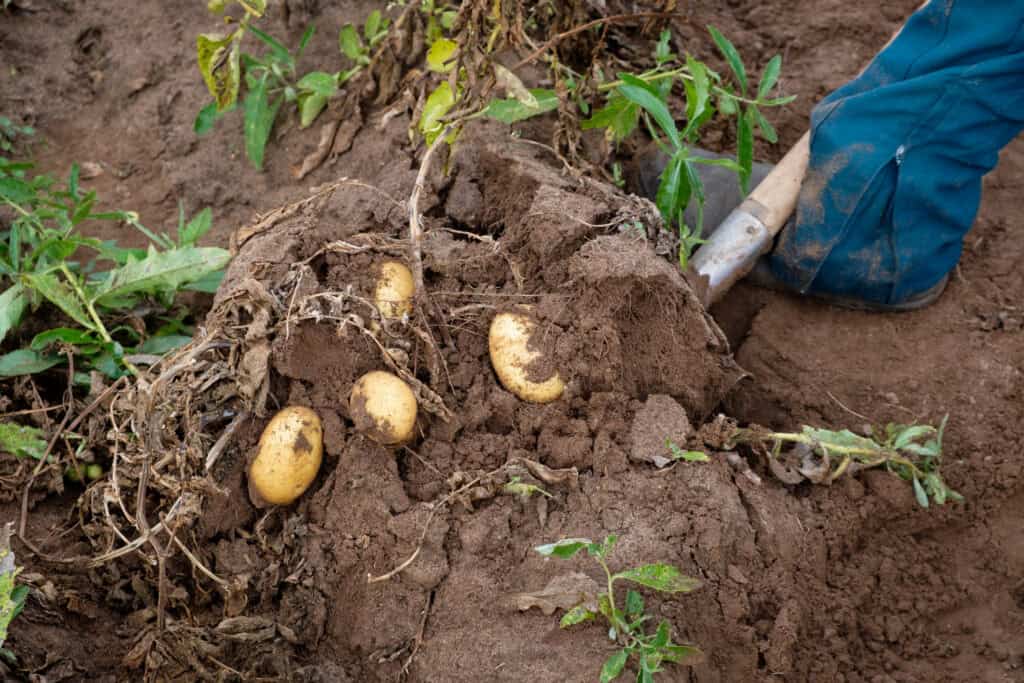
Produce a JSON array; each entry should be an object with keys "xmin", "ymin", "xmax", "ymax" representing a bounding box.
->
[
  {"xmin": 350, "ymin": 371, "xmax": 418, "ymax": 444},
  {"xmin": 489, "ymin": 310, "xmax": 565, "ymax": 403},
  {"xmin": 375, "ymin": 261, "xmax": 415, "ymax": 320},
  {"xmin": 248, "ymin": 406, "xmax": 323, "ymax": 506}
]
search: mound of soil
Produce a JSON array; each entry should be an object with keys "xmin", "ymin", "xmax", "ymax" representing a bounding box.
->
[{"xmin": 198, "ymin": 126, "xmax": 747, "ymax": 680}]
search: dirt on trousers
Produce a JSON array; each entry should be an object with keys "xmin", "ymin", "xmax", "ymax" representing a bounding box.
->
[{"xmin": 1, "ymin": 1, "xmax": 1023, "ymax": 683}]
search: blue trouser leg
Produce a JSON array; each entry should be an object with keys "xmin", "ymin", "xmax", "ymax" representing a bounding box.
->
[{"xmin": 769, "ymin": 0, "xmax": 1024, "ymax": 305}]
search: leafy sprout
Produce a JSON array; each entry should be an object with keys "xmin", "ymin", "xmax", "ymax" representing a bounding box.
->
[
  {"xmin": 535, "ymin": 535, "xmax": 701, "ymax": 681},
  {"xmin": 195, "ymin": 4, "xmax": 390, "ymax": 168}
]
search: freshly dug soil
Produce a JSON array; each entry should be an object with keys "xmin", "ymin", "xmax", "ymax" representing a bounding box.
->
[{"xmin": 2, "ymin": 1, "xmax": 1023, "ymax": 682}]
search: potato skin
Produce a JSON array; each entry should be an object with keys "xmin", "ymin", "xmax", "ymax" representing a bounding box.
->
[
  {"xmin": 375, "ymin": 261, "xmax": 415, "ymax": 320},
  {"xmin": 248, "ymin": 406, "xmax": 323, "ymax": 506},
  {"xmin": 350, "ymin": 371, "xmax": 418, "ymax": 444},
  {"xmin": 488, "ymin": 311, "xmax": 565, "ymax": 403}
]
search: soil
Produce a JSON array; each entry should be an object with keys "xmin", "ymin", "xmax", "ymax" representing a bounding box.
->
[{"xmin": 2, "ymin": 2, "xmax": 1023, "ymax": 683}]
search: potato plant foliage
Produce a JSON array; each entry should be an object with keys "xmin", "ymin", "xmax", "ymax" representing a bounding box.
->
[
  {"xmin": 536, "ymin": 535, "xmax": 701, "ymax": 682},
  {"xmin": 195, "ymin": 0, "xmax": 389, "ymax": 169},
  {"xmin": 0, "ymin": 146, "xmax": 228, "ymax": 460}
]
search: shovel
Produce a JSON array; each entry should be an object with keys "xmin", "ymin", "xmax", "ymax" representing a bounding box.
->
[
  {"xmin": 690, "ymin": 9, "xmax": 922, "ymax": 306},
  {"xmin": 688, "ymin": 131, "xmax": 809, "ymax": 305}
]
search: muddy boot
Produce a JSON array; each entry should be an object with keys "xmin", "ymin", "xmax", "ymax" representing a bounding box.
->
[{"xmin": 629, "ymin": 145, "xmax": 948, "ymax": 312}]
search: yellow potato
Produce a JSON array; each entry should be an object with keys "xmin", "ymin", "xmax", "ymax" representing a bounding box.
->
[
  {"xmin": 248, "ymin": 406, "xmax": 323, "ymax": 506},
  {"xmin": 375, "ymin": 261, "xmax": 415, "ymax": 320},
  {"xmin": 489, "ymin": 311, "xmax": 565, "ymax": 403},
  {"xmin": 350, "ymin": 371, "xmax": 418, "ymax": 444}
]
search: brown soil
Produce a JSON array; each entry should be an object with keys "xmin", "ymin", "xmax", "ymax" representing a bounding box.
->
[{"xmin": 3, "ymin": 2, "xmax": 1023, "ymax": 683}]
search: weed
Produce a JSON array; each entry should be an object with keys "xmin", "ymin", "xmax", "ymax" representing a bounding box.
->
[
  {"xmin": 731, "ymin": 417, "xmax": 961, "ymax": 508},
  {"xmin": 0, "ymin": 158, "xmax": 228, "ymax": 381},
  {"xmin": 0, "ymin": 525, "xmax": 28, "ymax": 664},
  {"xmin": 195, "ymin": 1, "xmax": 388, "ymax": 168},
  {"xmin": 535, "ymin": 535, "xmax": 701, "ymax": 682}
]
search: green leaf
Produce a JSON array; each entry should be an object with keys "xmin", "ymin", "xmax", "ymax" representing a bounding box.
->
[
  {"xmin": 484, "ymin": 89, "xmax": 559, "ymax": 124},
  {"xmin": 0, "ymin": 349, "xmax": 61, "ymax": 377},
  {"xmin": 617, "ymin": 74, "xmax": 680, "ymax": 151},
  {"xmin": 0, "ymin": 421, "xmax": 47, "ymax": 459},
  {"xmin": 92, "ymin": 246, "xmax": 230, "ymax": 308},
  {"xmin": 581, "ymin": 92, "xmax": 639, "ymax": 143},
  {"xmin": 365, "ymin": 10, "xmax": 382, "ymax": 41},
  {"xmin": 560, "ymin": 604, "xmax": 597, "ymax": 628},
  {"xmin": 247, "ymin": 26, "xmax": 293, "ymax": 67},
  {"xmin": 0, "ymin": 175, "xmax": 33, "ymax": 205},
  {"xmin": 418, "ymin": 81, "xmax": 456, "ymax": 145},
  {"xmin": 243, "ymin": 74, "xmax": 281, "ymax": 170},
  {"xmin": 297, "ymin": 23, "xmax": 316, "ymax": 55},
  {"xmin": 912, "ymin": 475, "xmax": 929, "ymax": 509},
  {"xmin": 892, "ymin": 425, "xmax": 935, "ymax": 450},
  {"xmin": 655, "ymin": 152, "xmax": 690, "ymax": 225},
  {"xmin": 535, "ymin": 538, "xmax": 593, "ymax": 559},
  {"xmin": 654, "ymin": 29, "xmax": 674, "ymax": 65},
  {"xmin": 298, "ymin": 92, "xmax": 329, "ymax": 128},
  {"xmin": 682, "ymin": 54, "xmax": 710, "ymax": 139},
  {"xmin": 652, "ymin": 620, "xmax": 671, "ymax": 648},
  {"xmin": 625, "ymin": 590, "xmax": 644, "ymax": 616},
  {"xmin": 662, "ymin": 643, "xmax": 701, "ymax": 664},
  {"xmin": 801, "ymin": 426, "xmax": 881, "ymax": 453},
  {"xmin": 717, "ymin": 92, "xmax": 738, "ymax": 116},
  {"xmin": 690, "ymin": 155, "xmax": 744, "ymax": 173},
  {"xmin": 182, "ymin": 269, "xmax": 224, "ymax": 294},
  {"xmin": 178, "ymin": 207, "xmax": 213, "ymax": 247},
  {"xmin": 737, "ymin": 107, "xmax": 755, "ymax": 194},
  {"xmin": 757, "ymin": 55, "xmax": 782, "ymax": 99},
  {"xmin": 197, "ymin": 33, "xmax": 241, "ymax": 112},
  {"xmin": 426, "ymin": 37, "xmax": 457, "ymax": 73},
  {"xmin": 707, "ymin": 25, "xmax": 747, "ymax": 95},
  {"xmin": 137, "ymin": 334, "xmax": 192, "ymax": 356},
  {"xmin": 924, "ymin": 473, "xmax": 947, "ymax": 505},
  {"xmin": 21, "ymin": 272, "xmax": 93, "ymax": 330},
  {"xmin": 667, "ymin": 440, "xmax": 710, "ymax": 462},
  {"xmin": 30, "ymin": 327, "xmax": 98, "ymax": 350},
  {"xmin": 339, "ymin": 24, "xmax": 364, "ymax": 61},
  {"xmin": 600, "ymin": 649, "xmax": 629, "ymax": 683},
  {"xmin": 750, "ymin": 106, "xmax": 778, "ymax": 144},
  {"xmin": 613, "ymin": 564, "xmax": 701, "ymax": 594},
  {"xmin": 0, "ymin": 284, "xmax": 28, "ymax": 346},
  {"xmin": 297, "ymin": 71, "xmax": 338, "ymax": 97},
  {"xmin": 193, "ymin": 102, "xmax": 222, "ymax": 135}
]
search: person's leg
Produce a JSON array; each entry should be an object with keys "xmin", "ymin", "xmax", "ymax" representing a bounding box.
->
[
  {"xmin": 633, "ymin": 1, "xmax": 1024, "ymax": 310},
  {"xmin": 770, "ymin": 0, "xmax": 1024, "ymax": 306}
]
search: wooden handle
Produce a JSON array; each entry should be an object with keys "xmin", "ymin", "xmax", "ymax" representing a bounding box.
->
[{"xmin": 747, "ymin": 131, "xmax": 810, "ymax": 236}]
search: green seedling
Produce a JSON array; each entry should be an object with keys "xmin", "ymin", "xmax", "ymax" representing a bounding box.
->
[
  {"xmin": 196, "ymin": 2, "xmax": 389, "ymax": 168},
  {"xmin": 666, "ymin": 440, "xmax": 709, "ymax": 463},
  {"xmin": 0, "ymin": 526, "xmax": 28, "ymax": 664},
  {"xmin": 0, "ymin": 158, "xmax": 228, "ymax": 380},
  {"xmin": 535, "ymin": 535, "xmax": 701, "ymax": 682},
  {"xmin": 731, "ymin": 416, "xmax": 961, "ymax": 508}
]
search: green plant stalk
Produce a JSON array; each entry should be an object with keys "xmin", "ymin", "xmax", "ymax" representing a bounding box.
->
[{"xmin": 57, "ymin": 264, "xmax": 139, "ymax": 376}]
